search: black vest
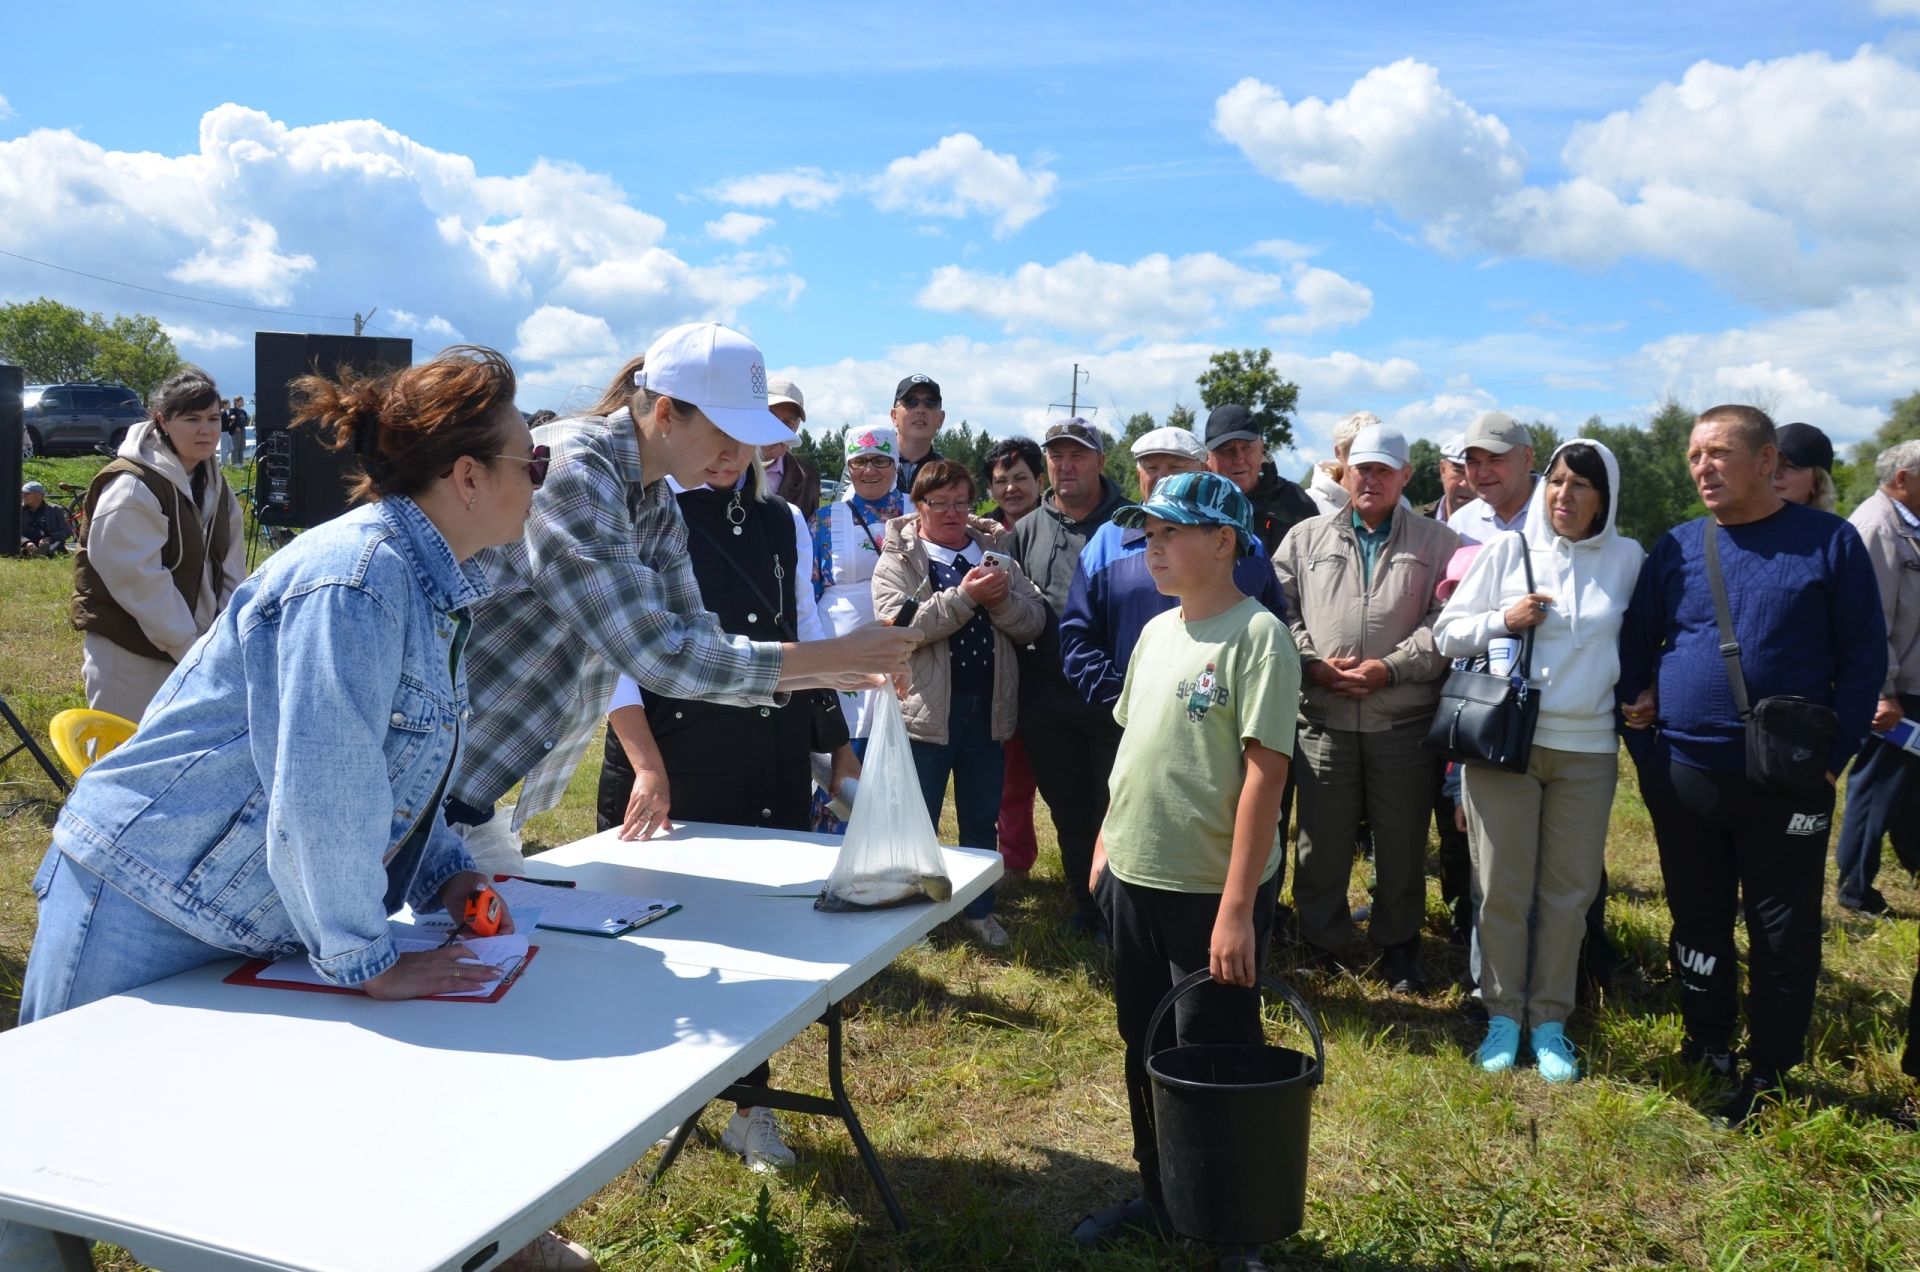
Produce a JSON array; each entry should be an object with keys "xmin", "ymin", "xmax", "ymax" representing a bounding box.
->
[{"xmin": 630, "ymin": 482, "xmax": 846, "ymax": 830}]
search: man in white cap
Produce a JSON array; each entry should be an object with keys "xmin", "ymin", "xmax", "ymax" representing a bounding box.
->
[
  {"xmin": 1425, "ymin": 432, "xmax": 1475, "ymax": 524},
  {"xmin": 1061, "ymin": 425, "xmax": 1286, "ymax": 708},
  {"xmin": 761, "ymin": 378, "xmax": 820, "ymax": 512},
  {"xmin": 1275, "ymin": 423, "xmax": 1459, "ymax": 993},
  {"xmin": 1449, "ymin": 411, "xmax": 1538, "ymax": 545},
  {"xmin": 448, "ymin": 322, "xmax": 917, "ymax": 873}
]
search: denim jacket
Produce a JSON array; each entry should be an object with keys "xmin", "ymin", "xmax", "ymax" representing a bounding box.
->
[{"xmin": 47, "ymin": 496, "xmax": 487, "ymax": 986}]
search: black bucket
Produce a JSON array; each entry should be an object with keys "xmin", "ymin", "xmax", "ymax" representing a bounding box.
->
[{"xmin": 1145, "ymin": 969, "xmax": 1325, "ymax": 1246}]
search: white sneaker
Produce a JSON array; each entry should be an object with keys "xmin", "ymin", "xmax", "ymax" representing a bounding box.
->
[
  {"xmin": 721, "ymin": 1107, "xmax": 796, "ymax": 1173},
  {"xmin": 965, "ymin": 914, "xmax": 1011, "ymax": 948},
  {"xmin": 499, "ymin": 1230, "xmax": 598, "ymax": 1271},
  {"xmin": 654, "ymin": 1120, "xmax": 685, "ymax": 1150}
]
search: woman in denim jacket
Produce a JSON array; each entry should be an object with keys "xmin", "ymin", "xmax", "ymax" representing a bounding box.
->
[{"xmin": 19, "ymin": 346, "xmax": 541, "ymax": 1020}]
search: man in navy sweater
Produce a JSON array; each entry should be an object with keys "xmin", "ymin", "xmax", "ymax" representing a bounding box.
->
[{"xmin": 1618, "ymin": 404, "xmax": 1884, "ymax": 1126}]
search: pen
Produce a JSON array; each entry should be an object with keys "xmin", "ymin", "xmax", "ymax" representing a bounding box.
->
[{"xmin": 494, "ymin": 874, "xmax": 578, "ymax": 888}]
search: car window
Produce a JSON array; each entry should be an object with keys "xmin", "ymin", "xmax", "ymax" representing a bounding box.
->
[
  {"xmin": 37, "ymin": 389, "xmax": 71, "ymax": 411},
  {"xmin": 70, "ymin": 388, "xmax": 105, "ymax": 411},
  {"xmin": 105, "ymin": 387, "xmax": 141, "ymax": 409}
]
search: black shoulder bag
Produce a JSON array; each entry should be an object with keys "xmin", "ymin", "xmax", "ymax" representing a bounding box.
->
[
  {"xmin": 1422, "ymin": 534, "xmax": 1541, "ymax": 773},
  {"xmin": 1702, "ymin": 521, "xmax": 1836, "ymax": 791}
]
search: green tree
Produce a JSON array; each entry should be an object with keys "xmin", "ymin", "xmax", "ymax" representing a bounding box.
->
[
  {"xmin": 1840, "ymin": 390, "xmax": 1920, "ymax": 511},
  {"xmin": 933, "ymin": 420, "xmax": 992, "ymax": 483},
  {"xmin": 1582, "ymin": 400, "xmax": 1701, "ymax": 548},
  {"xmin": 0, "ymin": 297, "xmax": 184, "ymax": 399},
  {"xmin": 1195, "ymin": 348, "xmax": 1299, "ymax": 452},
  {"xmin": 92, "ymin": 313, "xmax": 184, "ymax": 401},
  {"xmin": 1103, "ymin": 410, "xmax": 1159, "ymax": 501},
  {"xmin": 0, "ymin": 297, "xmax": 98, "ymax": 383},
  {"xmin": 793, "ymin": 424, "xmax": 848, "ymax": 485},
  {"xmin": 1405, "ymin": 437, "xmax": 1442, "ymax": 506},
  {"xmin": 1525, "ymin": 422, "xmax": 1562, "ymax": 462}
]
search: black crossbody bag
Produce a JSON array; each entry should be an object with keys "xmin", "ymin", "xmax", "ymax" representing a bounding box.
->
[
  {"xmin": 1423, "ymin": 534, "xmax": 1541, "ymax": 773},
  {"xmin": 1702, "ymin": 522, "xmax": 1837, "ymax": 791}
]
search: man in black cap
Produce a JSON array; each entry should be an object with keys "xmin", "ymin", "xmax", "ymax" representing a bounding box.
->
[
  {"xmin": 891, "ymin": 373, "xmax": 945, "ymax": 493},
  {"xmin": 1011, "ymin": 417, "xmax": 1129, "ymax": 935},
  {"xmin": 1203, "ymin": 404, "xmax": 1318, "ymax": 551}
]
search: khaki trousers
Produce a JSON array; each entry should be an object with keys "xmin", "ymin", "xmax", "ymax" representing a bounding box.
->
[
  {"xmin": 1462, "ymin": 746, "xmax": 1617, "ymax": 1027},
  {"xmin": 1292, "ymin": 719, "xmax": 1435, "ymax": 952}
]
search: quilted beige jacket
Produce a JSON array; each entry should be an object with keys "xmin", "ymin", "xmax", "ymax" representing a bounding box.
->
[{"xmin": 872, "ymin": 513, "xmax": 1046, "ymax": 745}]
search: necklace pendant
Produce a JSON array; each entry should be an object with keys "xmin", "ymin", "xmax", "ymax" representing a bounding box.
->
[{"xmin": 732, "ymin": 525, "xmax": 743, "ymax": 535}]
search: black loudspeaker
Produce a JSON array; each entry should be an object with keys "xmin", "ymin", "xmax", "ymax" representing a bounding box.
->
[
  {"xmin": 0, "ymin": 365, "xmax": 23, "ymax": 556},
  {"xmin": 253, "ymin": 332, "xmax": 411, "ymax": 529}
]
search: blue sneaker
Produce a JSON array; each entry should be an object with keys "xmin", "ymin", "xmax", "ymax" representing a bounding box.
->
[
  {"xmin": 1531, "ymin": 1021, "xmax": 1579, "ymax": 1083},
  {"xmin": 1477, "ymin": 1016, "xmax": 1521, "ymax": 1072}
]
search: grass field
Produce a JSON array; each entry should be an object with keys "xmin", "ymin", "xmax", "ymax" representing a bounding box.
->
[{"xmin": 2, "ymin": 487, "xmax": 1919, "ymax": 1269}]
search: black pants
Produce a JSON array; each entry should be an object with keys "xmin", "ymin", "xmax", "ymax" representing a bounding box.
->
[
  {"xmin": 1021, "ymin": 711, "xmax": 1122, "ymax": 924},
  {"xmin": 1641, "ymin": 749, "xmax": 1835, "ymax": 1073},
  {"xmin": 1432, "ymin": 759, "xmax": 1472, "ymax": 936},
  {"xmin": 1099, "ymin": 869, "xmax": 1281, "ymax": 1198},
  {"xmin": 1834, "ymin": 692, "xmax": 1920, "ymax": 906}
]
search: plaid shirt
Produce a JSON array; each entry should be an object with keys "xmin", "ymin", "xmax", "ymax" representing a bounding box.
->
[{"xmin": 455, "ymin": 411, "xmax": 783, "ymax": 825}]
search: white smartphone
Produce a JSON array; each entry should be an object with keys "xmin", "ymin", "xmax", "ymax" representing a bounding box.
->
[{"xmin": 980, "ymin": 551, "xmax": 1009, "ymax": 571}]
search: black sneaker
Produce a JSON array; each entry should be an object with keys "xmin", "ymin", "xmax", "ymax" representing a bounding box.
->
[
  {"xmin": 1071, "ymin": 1195, "xmax": 1174, "ymax": 1248},
  {"xmin": 1382, "ymin": 941, "xmax": 1427, "ymax": 995},
  {"xmin": 1299, "ymin": 944, "xmax": 1348, "ymax": 975},
  {"xmin": 1838, "ymin": 889, "xmax": 1892, "ymax": 919},
  {"xmin": 1678, "ymin": 1038, "xmax": 1736, "ymax": 1079},
  {"xmin": 1219, "ymin": 1249, "xmax": 1273, "ymax": 1271},
  {"xmin": 1718, "ymin": 1069, "xmax": 1784, "ymax": 1128}
]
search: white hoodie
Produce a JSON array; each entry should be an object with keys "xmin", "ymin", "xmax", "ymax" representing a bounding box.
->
[
  {"xmin": 86, "ymin": 420, "xmax": 247, "ymax": 662},
  {"xmin": 1434, "ymin": 438, "xmax": 1644, "ymax": 754},
  {"xmin": 1307, "ymin": 461, "xmax": 1349, "ymax": 516}
]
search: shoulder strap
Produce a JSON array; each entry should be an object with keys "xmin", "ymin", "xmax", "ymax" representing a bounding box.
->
[
  {"xmin": 1513, "ymin": 531, "xmax": 1538, "ymax": 680},
  {"xmin": 682, "ymin": 511, "xmax": 797, "ymax": 642},
  {"xmin": 1701, "ymin": 521, "xmax": 1752, "ymax": 719}
]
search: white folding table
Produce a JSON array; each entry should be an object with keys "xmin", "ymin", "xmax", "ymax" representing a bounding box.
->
[{"xmin": 0, "ymin": 824, "xmax": 1001, "ymax": 1271}]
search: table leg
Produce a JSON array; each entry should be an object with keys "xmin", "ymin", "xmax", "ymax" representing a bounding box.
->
[
  {"xmin": 51, "ymin": 1231, "xmax": 94, "ymax": 1271},
  {"xmin": 643, "ymin": 1104, "xmax": 709, "ymax": 1192},
  {"xmin": 647, "ymin": 1004, "xmax": 910, "ymax": 1233}
]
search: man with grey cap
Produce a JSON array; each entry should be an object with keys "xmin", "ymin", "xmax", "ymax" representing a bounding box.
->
[
  {"xmin": 1449, "ymin": 411, "xmax": 1537, "ymax": 546},
  {"xmin": 1011, "ymin": 417, "xmax": 1129, "ymax": 934},
  {"xmin": 1204, "ymin": 403, "xmax": 1319, "ymax": 552},
  {"xmin": 761, "ymin": 378, "xmax": 821, "ymax": 513},
  {"xmin": 1061, "ymin": 426, "xmax": 1287, "ymax": 710},
  {"xmin": 1275, "ymin": 422, "xmax": 1458, "ymax": 992},
  {"xmin": 19, "ymin": 481, "xmax": 71, "ymax": 557},
  {"xmin": 1425, "ymin": 432, "xmax": 1476, "ymax": 523}
]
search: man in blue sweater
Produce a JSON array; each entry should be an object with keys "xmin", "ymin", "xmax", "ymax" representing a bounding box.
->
[{"xmin": 1618, "ymin": 404, "xmax": 1885, "ymax": 1126}]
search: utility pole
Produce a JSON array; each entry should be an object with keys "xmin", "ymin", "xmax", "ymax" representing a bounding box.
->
[
  {"xmin": 353, "ymin": 307, "xmax": 378, "ymax": 337},
  {"xmin": 1048, "ymin": 363, "xmax": 1095, "ymax": 418}
]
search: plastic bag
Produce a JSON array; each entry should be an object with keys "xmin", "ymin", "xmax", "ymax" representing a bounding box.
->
[{"xmin": 816, "ymin": 690, "xmax": 952, "ymax": 911}]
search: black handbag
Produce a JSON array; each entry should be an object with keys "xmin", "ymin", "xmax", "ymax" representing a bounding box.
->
[
  {"xmin": 1423, "ymin": 535, "xmax": 1541, "ymax": 773},
  {"xmin": 1702, "ymin": 523, "xmax": 1837, "ymax": 791}
]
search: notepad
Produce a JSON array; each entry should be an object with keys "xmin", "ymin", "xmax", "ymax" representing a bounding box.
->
[{"xmin": 226, "ymin": 933, "xmax": 535, "ymax": 1002}]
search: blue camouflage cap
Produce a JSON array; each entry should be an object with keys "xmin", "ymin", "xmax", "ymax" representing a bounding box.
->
[{"xmin": 1111, "ymin": 470, "xmax": 1257, "ymax": 556}]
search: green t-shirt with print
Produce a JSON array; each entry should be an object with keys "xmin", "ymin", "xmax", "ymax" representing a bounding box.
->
[{"xmin": 1105, "ymin": 595, "xmax": 1302, "ymax": 893}]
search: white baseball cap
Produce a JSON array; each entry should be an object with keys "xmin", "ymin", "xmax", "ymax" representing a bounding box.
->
[
  {"xmin": 1347, "ymin": 423, "xmax": 1410, "ymax": 469},
  {"xmin": 633, "ymin": 322, "xmax": 796, "ymax": 446},
  {"xmin": 1130, "ymin": 426, "xmax": 1205, "ymax": 461}
]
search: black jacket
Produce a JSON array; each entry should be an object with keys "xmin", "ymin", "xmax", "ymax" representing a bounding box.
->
[
  {"xmin": 1247, "ymin": 462, "xmax": 1319, "ymax": 552},
  {"xmin": 596, "ymin": 478, "xmax": 848, "ymax": 833}
]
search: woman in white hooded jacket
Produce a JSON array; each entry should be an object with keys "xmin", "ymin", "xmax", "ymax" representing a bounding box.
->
[
  {"xmin": 70, "ymin": 367, "xmax": 246, "ymax": 721},
  {"xmin": 1435, "ymin": 438, "xmax": 1643, "ymax": 1082}
]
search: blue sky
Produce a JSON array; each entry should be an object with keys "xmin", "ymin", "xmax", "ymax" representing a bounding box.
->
[{"xmin": 4, "ymin": 0, "xmax": 1919, "ymax": 460}]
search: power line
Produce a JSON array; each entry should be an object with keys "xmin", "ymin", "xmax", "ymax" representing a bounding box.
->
[{"xmin": 0, "ymin": 247, "xmax": 353, "ymax": 323}]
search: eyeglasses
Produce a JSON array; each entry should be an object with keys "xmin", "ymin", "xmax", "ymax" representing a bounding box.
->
[
  {"xmin": 488, "ymin": 444, "xmax": 551, "ymax": 489},
  {"xmin": 898, "ymin": 395, "xmax": 941, "ymax": 410},
  {"xmin": 848, "ymin": 455, "xmax": 895, "ymax": 471},
  {"xmin": 919, "ymin": 499, "xmax": 971, "ymax": 513}
]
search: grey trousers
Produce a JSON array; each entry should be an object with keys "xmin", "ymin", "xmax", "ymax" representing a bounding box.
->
[{"xmin": 1292, "ymin": 718, "xmax": 1435, "ymax": 952}]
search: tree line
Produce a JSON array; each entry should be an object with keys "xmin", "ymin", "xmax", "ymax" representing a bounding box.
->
[{"xmin": 0, "ymin": 298, "xmax": 187, "ymax": 402}]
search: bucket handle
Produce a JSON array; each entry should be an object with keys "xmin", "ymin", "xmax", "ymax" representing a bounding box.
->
[{"xmin": 1143, "ymin": 969, "xmax": 1326, "ymax": 1087}]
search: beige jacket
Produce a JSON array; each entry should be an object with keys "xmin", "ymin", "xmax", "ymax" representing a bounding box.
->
[
  {"xmin": 1849, "ymin": 489, "xmax": 1920, "ymax": 698},
  {"xmin": 1274, "ymin": 507, "xmax": 1461, "ymax": 731},
  {"xmin": 872, "ymin": 513, "xmax": 1046, "ymax": 745}
]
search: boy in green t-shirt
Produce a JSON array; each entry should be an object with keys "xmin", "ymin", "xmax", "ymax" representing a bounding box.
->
[{"xmin": 1073, "ymin": 471, "xmax": 1302, "ymax": 1258}]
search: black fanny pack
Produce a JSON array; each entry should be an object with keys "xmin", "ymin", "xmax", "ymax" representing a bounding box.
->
[{"xmin": 1703, "ymin": 524, "xmax": 1837, "ymax": 791}]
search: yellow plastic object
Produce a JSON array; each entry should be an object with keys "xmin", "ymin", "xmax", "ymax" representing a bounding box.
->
[{"xmin": 48, "ymin": 709, "xmax": 137, "ymax": 779}]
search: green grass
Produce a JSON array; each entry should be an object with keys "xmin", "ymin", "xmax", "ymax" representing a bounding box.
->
[{"xmin": 3, "ymin": 549, "xmax": 1920, "ymax": 1270}]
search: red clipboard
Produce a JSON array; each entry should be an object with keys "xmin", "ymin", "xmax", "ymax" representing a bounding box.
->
[{"xmin": 223, "ymin": 945, "xmax": 539, "ymax": 1003}]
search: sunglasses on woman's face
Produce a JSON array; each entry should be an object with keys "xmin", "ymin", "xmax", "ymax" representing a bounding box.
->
[{"xmin": 488, "ymin": 444, "xmax": 551, "ymax": 489}]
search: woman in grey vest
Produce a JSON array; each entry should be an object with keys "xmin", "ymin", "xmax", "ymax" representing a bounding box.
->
[{"xmin": 70, "ymin": 367, "xmax": 246, "ymax": 720}]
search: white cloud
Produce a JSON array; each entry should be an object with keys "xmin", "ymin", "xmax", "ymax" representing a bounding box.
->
[
  {"xmin": 1217, "ymin": 50, "xmax": 1920, "ymax": 304},
  {"xmin": 162, "ymin": 323, "xmax": 246, "ymax": 352},
  {"xmin": 918, "ymin": 251, "xmax": 1371, "ymax": 344},
  {"xmin": 0, "ymin": 93, "xmax": 13, "ymax": 121},
  {"xmin": 872, "ymin": 133, "xmax": 1057, "ymax": 237},
  {"xmin": 1874, "ymin": 1, "xmax": 1920, "ymax": 14},
  {"xmin": 706, "ymin": 168, "xmax": 845, "ymax": 210},
  {"xmin": 1214, "ymin": 62, "xmax": 1525, "ymax": 228},
  {"xmin": 705, "ymin": 212, "xmax": 773, "ymax": 244},
  {"xmin": 1248, "ymin": 238, "xmax": 1319, "ymax": 262},
  {"xmin": 0, "ymin": 103, "xmax": 803, "ymax": 399}
]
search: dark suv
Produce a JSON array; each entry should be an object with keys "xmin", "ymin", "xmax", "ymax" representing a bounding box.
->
[{"xmin": 22, "ymin": 383, "xmax": 148, "ymax": 457}]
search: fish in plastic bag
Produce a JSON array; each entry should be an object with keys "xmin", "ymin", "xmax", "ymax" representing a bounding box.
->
[{"xmin": 816, "ymin": 690, "xmax": 952, "ymax": 911}]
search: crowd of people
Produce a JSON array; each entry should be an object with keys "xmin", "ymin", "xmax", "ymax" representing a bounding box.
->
[{"xmin": 5, "ymin": 319, "xmax": 1919, "ymax": 1271}]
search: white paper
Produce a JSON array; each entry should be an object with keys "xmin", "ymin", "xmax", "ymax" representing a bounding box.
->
[{"xmin": 251, "ymin": 933, "xmax": 530, "ymax": 999}]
